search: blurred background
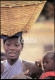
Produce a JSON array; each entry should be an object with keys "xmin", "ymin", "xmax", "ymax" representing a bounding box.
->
[{"xmin": 1, "ymin": 1, "xmax": 54, "ymax": 62}]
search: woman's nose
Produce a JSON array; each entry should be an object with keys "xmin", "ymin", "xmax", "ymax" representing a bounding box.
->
[{"xmin": 9, "ymin": 45, "xmax": 15, "ymax": 50}]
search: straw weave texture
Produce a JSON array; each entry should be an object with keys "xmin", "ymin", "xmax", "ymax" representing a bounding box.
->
[{"xmin": 1, "ymin": 1, "xmax": 46, "ymax": 36}]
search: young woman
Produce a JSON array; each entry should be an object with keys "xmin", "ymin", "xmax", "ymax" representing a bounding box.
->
[
  {"xmin": 1, "ymin": 32, "xmax": 42, "ymax": 79},
  {"xmin": 1, "ymin": 1, "xmax": 46, "ymax": 79}
]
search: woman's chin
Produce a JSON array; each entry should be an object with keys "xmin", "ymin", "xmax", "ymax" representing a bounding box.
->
[{"xmin": 8, "ymin": 55, "xmax": 18, "ymax": 60}]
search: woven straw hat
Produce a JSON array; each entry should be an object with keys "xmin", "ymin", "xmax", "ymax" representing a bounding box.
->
[{"xmin": 1, "ymin": 1, "xmax": 46, "ymax": 36}]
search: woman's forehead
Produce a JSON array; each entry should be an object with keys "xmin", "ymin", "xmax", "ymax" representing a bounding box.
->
[{"xmin": 5, "ymin": 38, "xmax": 20, "ymax": 43}]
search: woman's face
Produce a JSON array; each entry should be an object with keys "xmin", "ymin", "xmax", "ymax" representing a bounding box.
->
[
  {"xmin": 43, "ymin": 54, "xmax": 54, "ymax": 72},
  {"xmin": 3, "ymin": 38, "xmax": 22, "ymax": 60}
]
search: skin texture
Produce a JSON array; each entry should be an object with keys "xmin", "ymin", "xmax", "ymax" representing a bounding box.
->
[
  {"xmin": 3, "ymin": 38, "xmax": 23, "ymax": 65},
  {"xmin": 43, "ymin": 53, "xmax": 55, "ymax": 72}
]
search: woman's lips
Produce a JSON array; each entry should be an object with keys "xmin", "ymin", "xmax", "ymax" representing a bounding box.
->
[{"xmin": 9, "ymin": 53, "xmax": 16, "ymax": 57}]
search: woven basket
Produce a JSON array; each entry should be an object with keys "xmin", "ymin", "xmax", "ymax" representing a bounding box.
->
[{"xmin": 1, "ymin": 1, "xmax": 46, "ymax": 36}]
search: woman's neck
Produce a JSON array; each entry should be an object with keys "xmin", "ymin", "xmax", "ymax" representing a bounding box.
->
[{"xmin": 7, "ymin": 58, "xmax": 18, "ymax": 65}]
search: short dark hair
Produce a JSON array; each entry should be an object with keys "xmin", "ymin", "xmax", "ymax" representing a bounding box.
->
[{"xmin": 43, "ymin": 51, "xmax": 55, "ymax": 61}]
